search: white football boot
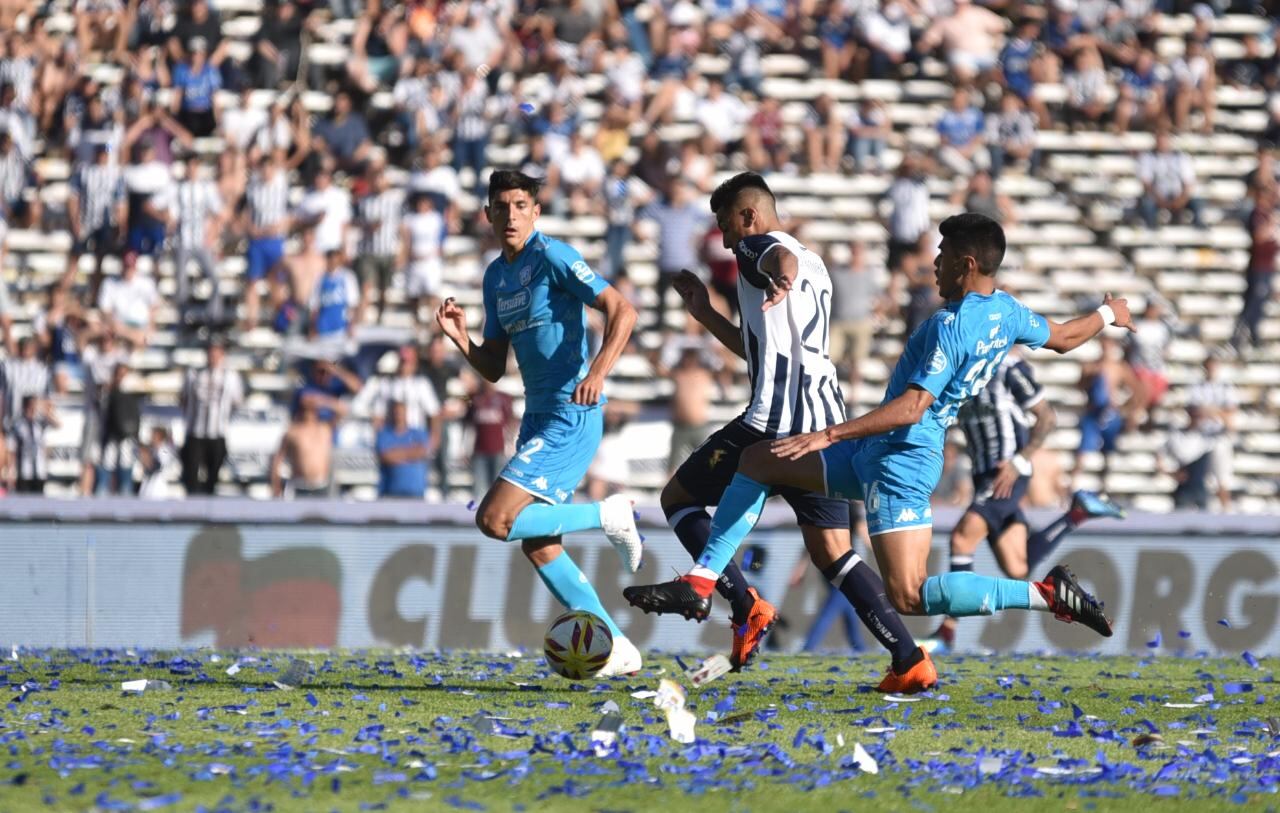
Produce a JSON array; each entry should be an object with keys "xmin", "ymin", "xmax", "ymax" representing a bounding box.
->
[
  {"xmin": 597, "ymin": 635, "xmax": 643, "ymax": 678},
  {"xmin": 599, "ymin": 494, "xmax": 643, "ymax": 573}
]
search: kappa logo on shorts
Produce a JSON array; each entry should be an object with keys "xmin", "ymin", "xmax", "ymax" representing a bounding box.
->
[
  {"xmin": 927, "ymin": 348, "xmax": 948, "ymax": 375},
  {"xmin": 896, "ymin": 508, "xmax": 919, "ymax": 523},
  {"xmin": 533, "ymin": 476, "xmax": 549, "ymax": 492}
]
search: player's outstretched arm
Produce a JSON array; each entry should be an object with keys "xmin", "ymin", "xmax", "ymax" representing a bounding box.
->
[
  {"xmin": 574, "ymin": 286, "xmax": 637, "ymax": 405},
  {"xmin": 759, "ymin": 246, "xmax": 798, "ymax": 312},
  {"xmin": 435, "ymin": 297, "xmax": 509, "ymax": 383},
  {"xmin": 673, "ymin": 269, "xmax": 745, "ymax": 359},
  {"xmin": 1043, "ymin": 294, "xmax": 1136, "ymax": 353},
  {"xmin": 772, "ymin": 386, "xmax": 935, "ymax": 460}
]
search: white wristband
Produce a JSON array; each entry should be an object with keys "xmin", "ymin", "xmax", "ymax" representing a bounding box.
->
[
  {"xmin": 1011, "ymin": 454, "xmax": 1033, "ymax": 477},
  {"xmin": 1096, "ymin": 304, "xmax": 1116, "ymax": 326}
]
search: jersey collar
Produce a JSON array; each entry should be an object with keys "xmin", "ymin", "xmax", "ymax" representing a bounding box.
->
[{"xmin": 500, "ymin": 231, "xmax": 542, "ymax": 268}]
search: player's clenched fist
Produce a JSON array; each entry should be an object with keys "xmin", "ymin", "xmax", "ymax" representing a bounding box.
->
[
  {"xmin": 1103, "ymin": 293, "xmax": 1136, "ymax": 333},
  {"xmin": 436, "ymin": 297, "xmax": 469, "ymax": 345},
  {"xmin": 572, "ymin": 371, "xmax": 606, "ymax": 406}
]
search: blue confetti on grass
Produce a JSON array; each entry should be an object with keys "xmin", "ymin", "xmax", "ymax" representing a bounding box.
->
[{"xmin": 1242, "ymin": 652, "xmax": 1259, "ymax": 670}]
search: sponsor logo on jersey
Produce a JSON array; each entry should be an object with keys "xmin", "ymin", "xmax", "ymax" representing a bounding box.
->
[
  {"xmin": 571, "ymin": 260, "xmax": 595, "ymax": 284},
  {"xmin": 975, "ymin": 335, "xmax": 1009, "ymax": 356},
  {"xmin": 896, "ymin": 508, "xmax": 919, "ymax": 523},
  {"xmin": 989, "ymin": 313, "xmax": 1002, "ymax": 321},
  {"xmin": 943, "ymin": 313, "xmax": 957, "ymax": 326},
  {"xmin": 737, "ymin": 241, "xmax": 757, "ymax": 260},
  {"xmin": 497, "ymin": 289, "xmax": 530, "ymax": 315},
  {"xmin": 927, "ymin": 348, "xmax": 948, "ymax": 375}
]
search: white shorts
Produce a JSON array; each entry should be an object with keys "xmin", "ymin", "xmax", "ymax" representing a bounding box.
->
[
  {"xmin": 949, "ymin": 50, "xmax": 997, "ymax": 76},
  {"xmin": 407, "ymin": 259, "xmax": 442, "ymax": 299}
]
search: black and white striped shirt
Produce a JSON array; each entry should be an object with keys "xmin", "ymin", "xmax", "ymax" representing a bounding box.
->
[
  {"xmin": 956, "ymin": 355, "xmax": 1043, "ymax": 477},
  {"xmin": 12, "ymin": 417, "xmax": 48, "ymax": 481},
  {"xmin": 357, "ymin": 374, "xmax": 441, "ymax": 429},
  {"xmin": 0, "ymin": 57, "xmax": 35, "ymax": 108},
  {"xmin": 245, "ymin": 170, "xmax": 289, "ymax": 233},
  {"xmin": 359, "ymin": 188, "xmax": 404, "ymax": 257},
  {"xmin": 173, "ymin": 177, "xmax": 223, "ymax": 249},
  {"xmin": 0, "ymin": 146, "xmax": 26, "ymax": 206},
  {"xmin": 72, "ymin": 163, "xmax": 124, "ymax": 232},
  {"xmin": 182, "ymin": 366, "xmax": 245, "ymax": 439},
  {"xmin": 0, "ymin": 358, "xmax": 50, "ymax": 429},
  {"xmin": 452, "ymin": 81, "xmax": 490, "ymax": 142},
  {"xmin": 735, "ymin": 231, "xmax": 846, "ymax": 437}
]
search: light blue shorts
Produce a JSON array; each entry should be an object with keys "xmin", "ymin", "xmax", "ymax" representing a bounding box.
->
[
  {"xmin": 820, "ymin": 437, "xmax": 944, "ymax": 537},
  {"xmin": 499, "ymin": 407, "xmax": 603, "ymax": 504}
]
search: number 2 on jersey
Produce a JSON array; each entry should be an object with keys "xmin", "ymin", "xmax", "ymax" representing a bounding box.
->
[{"xmin": 516, "ymin": 437, "xmax": 544, "ymax": 464}]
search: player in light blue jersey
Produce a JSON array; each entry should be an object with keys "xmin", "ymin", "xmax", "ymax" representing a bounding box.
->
[
  {"xmin": 436, "ymin": 171, "xmax": 644, "ymax": 676},
  {"xmin": 626, "ymin": 213, "xmax": 1136, "ymax": 692}
]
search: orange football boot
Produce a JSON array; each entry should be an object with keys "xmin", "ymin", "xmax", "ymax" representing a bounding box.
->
[
  {"xmin": 729, "ymin": 588, "xmax": 778, "ymax": 671},
  {"xmin": 875, "ymin": 647, "xmax": 938, "ymax": 694}
]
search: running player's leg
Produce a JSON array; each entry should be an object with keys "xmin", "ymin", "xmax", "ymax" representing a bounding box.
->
[
  {"xmin": 991, "ymin": 521, "xmax": 1030, "ymax": 580},
  {"xmin": 1025, "ymin": 490, "xmax": 1125, "ymax": 572},
  {"xmin": 476, "ymin": 409, "xmax": 642, "ymax": 572},
  {"xmin": 660, "ymin": 423, "xmax": 759, "ymax": 624},
  {"xmin": 925, "ymin": 509, "xmax": 989, "ymax": 651}
]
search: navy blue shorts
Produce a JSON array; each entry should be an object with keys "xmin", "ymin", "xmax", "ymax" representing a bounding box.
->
[
  {"xmin": 676, "ymin": 419, "xmax": 850, "ymax": 530},
  {"xmin": 966, "ymin": 471, "xmax": 1031, "ymax": 545}
]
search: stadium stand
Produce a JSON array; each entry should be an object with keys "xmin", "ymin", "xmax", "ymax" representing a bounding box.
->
[{"xmin": 0, "ymin": 0, "xmax": 1276, "ymax": 512}]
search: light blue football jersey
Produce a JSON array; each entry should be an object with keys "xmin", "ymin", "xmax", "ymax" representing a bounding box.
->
[
  {"xmin": 880, "ymin": 290, "xmax": 1050, "ymax": 449},
  {"xmin": 482, "ymin": 231, "xmax": 610, "ymax": 413}
]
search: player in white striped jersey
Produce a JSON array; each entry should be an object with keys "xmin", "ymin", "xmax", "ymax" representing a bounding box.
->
[
  {"xmin": 924, "ymin": 351, "xmax": 1126, "ymax": 652},
  {"xmin": 636, "ymin": 172, "xmax": 882, "ymax": 671}
]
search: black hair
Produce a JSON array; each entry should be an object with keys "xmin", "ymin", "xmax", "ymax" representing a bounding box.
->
[
  {"xmin": 939, "ymin": 212, "xmax": 1006, "ymax": 276},
  {"xmin": 708, "ymin": 171, "xmax": 774, "ymax": 215},
  {"xmin": 487, "ymin": 170, "xmax": 542, "ymax": 204}
]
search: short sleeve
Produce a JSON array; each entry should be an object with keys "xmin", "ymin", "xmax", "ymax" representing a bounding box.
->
[
  {"xmin": 1016, "ymin": 303, "xmax": 1051, "ymax": 350},
  {"xmin": 1005, "ymin": 360, "xmax": 1044, "ymax": 409},
  {"xmin": 734, "ymin": 233, "xmax": 782, "ymax": 289},
  {"xmin": 907, "ymin": 316, "xmax": 960, "ymax": 397},
  {"xmin": 481, "ymin": 270, "xmax": 508, "ymax": 341},
  {"xmin": 546, "ymin": 241, "xmax": 609, "ymax": 306}
]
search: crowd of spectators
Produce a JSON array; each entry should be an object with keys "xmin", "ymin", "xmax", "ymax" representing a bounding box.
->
[{"xmin": 0, "ymin": 0, "xmax": 1271, "ymax": 510}]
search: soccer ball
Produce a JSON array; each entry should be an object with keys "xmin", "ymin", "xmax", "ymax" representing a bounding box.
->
[{"xmin": 543, "ymin": 610, "xmax": 613, "ymax": 680}]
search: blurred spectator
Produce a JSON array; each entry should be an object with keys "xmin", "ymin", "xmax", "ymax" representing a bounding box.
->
[
  {"xmin": 696, "ymin": 77, "xmax": 751, "ymax": 155},
  {"xmin": 64, "ymin": 142, "xmax": 125, "ymax": 301},
  {"xmin": 560, "ymin": 130, "xmax": 606, "ymax": 216},
  {"xmin": 1064, "ymin": 46, "xmax": 1110, "ymax": 131},
  {"xmin": 919, "ymin": 0, "xmax": 1007, "ymax": 84},
  {"xmin": 400, "ymin": 192, "xmax": 446, "ymax": 326},
  {"xmin": 843, "ymin": 98, "xmax": 888, "ymax": 175},
  {"xmin": 1159, "ymin": 403, "xmax": 1219, "ymax": 511},
  {"xmin": 180, "ymin": 339, "xmax": 244, "ymax": 496},
  {"xmin": 270, "ymin": 397, "xmax": 335, "ymax": 498},
  {"xmin": 348, "ymin": 1, "xmax": 408, "ymax": 94},
  {"xmin": 744, "ymin": 96, "xmax": 787, "ymax": 172},
  {"xmin": 998, "ymin": 17, "xmax": 1051, "ymax": 129},
  {"xmin": 170, "ymin": 152, "xmax": 226, "ymax": 323},
  {"xmin": 1224, "ymin": 34, "xmax": 1264, "ymax": 90},
  {"xmin": 356, "ymin": 159, "xmax": 404, "ymax": 324},
  {"xmin": 166, "ymin": 0, "xmax": 224, "ymax": 67},
  {"xmin": 248, "ymin": 0, "xmax": 307, "ymax": 89},
  {"xmin": 861, "ymin": 0, "xmax": 913, "ymax": 79},
  {"xmin": 34, "ymin": 286, "xmax": 86, "ymax": 393},
  {"xmin": 359, "ymin": 346, "xmax": 441, "ymax": 440},
  {"xmin": 409, "ymin": 142, "xmax": 461, "ymax": 220},
  {"xmin": 122, "ymin": 142, "xmax": 170, "ymax": 259},
  {"xmin": 98, "ymin": 251, "xmax": 159, "ymax": 348},
  {"xmin": 76, "ymin": 0, "xmax": 129, "ymax": 58},
  {"xmin": 663, "ymin": 347, "xmax": 713, "ymax": 476},
  {"xmin": 937, "ymin": 87, "xmax": 988, "ymax": 178},
  {"xmin": 902, "ymin": 237, "xmax": 942, "ymax": 338},
  {"xmin": 1096, "ymin": 4, "xmax": 1139, "ymax": 68},
  {"xmin": 376, "ymin": 399, "xmax": 430, "ymax": 499},
  {"xmin": 1232, "ymin": 185, "xmax": 1277, "ymax": 354},
  {"xmin": 394, "ymin": 58, "xmax": 444, "ymax": 152},
  {"xmin": 271, "ymin": 223, "xmax": 323, "ymax": 335},
  {"xmin": 294, "ymin": 359, "xmax": 362, "ymax": 427},
  {"xmin": 819, "ymin": 4, "xmax": 855, "ymax": 80},
  {"xmin": 882, "ymin": 154, "xmax": 931, "ymax": 274},
  {"xmin": 297, "ymin": 160, "xmax": 353, "ymax": 257},
  {"xmin": 138, "ymin": 426, "xmax": 178, "ymax": 499},
  {"xmin": 98, "ymin": 360, "xmax": 141, "ymax": 495},
  {"xmin": 0, "ymin": 129, "xmax": 39, "ymax": 237},
  {"xmin": 640, "ymin": 178, "xmax": 709, "ymax": 333},
  {"xmin": 1127, "ymin": 299, "xmax": 1173, "ymax": 427},
  {"xmin": 585, "ymin": 399, "xmax": 634, "ymax": 501},
  {"xmin": 828, "ymin": 241, "xmax": 879, "ymax": 397},
  {"xmin": 309, "ymin": 250, "xmax": 361, "ymax": 341},
  {"xmin": 1186, "ymin": 354, "xmax": 1238, "ymax": 510},
  {"xmin": 2, "ymin": 336, "xmax": 51, "ymax": 438},
  {"xmin": 123, "ymin": 94, "xmax": 193, "ymax": 167},
  {"xmin": 1136, "ymin": 130, "xmax": 1205, "ymax": 229},
  {"xmin": 677, "ymin": 138, "xmax": 715, "ymax": 194},
  {"xmin": 241, "ymin": 149, "xmax": 292, "ymax": 330},
  {"xmin": 466, "ymin": 377, "xmax": 514, "ymax": 500},
  {"xmin": 422, "ymin": 335, "xmax": 463, "ymax": 496},
  {"xmin": 170, "ymin": 36, "xmax": 221, "ymax": 138},
  {"xmin": 935, "ymin": 440, "xmax": 973, "ymax": 506},
  {"xmin": 987, "ymin": 93, "xmax": 1040, "ymax": 178},
  {"xmin": 1073, "ymin": 334, "xmax": 1137, "ymax": 486},
  {"xmin": 1114, "ymin": 50, "xmax": 1164, "ymax": 134},
  {"xmin": 316, "ymin": 91, "xmax": 372, "ymax": 175},
  {"xmin": 1169, "ymin": 37, "xmax": 1215, "ymax": 133},
  {"xmin": 803, "ymin": 94, "xmax": 843, "ymax": 175},
  {"xmin": 603, "ymin": 159, "xmax": 638, "ymax": 278},
  {"xmin": 1042, "ymin": 0, "xmax": 1089, "ymax": 65},
  {"xmin": 451, "ymin": 70, "xmax": 493, "ymax": 197},
  {"xmin": 699, "ymin": 222, "xmax": 738, "ymax": 317},
  {"xmin": 10, "ymin": 394, "xmax": 56, "ymax": 495},
  {"xmin": 0, "ymin": 273, "xmax": 10, "ymax": 354},
  {"xmin": 954, "ymin": 170, "xmax": 1016, "ymax": 225},
  {"xmin": 79, "ymin": 331, "xmax": 128, "ymax": 494}
]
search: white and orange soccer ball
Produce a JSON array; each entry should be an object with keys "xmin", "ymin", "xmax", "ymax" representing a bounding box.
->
[{"xmin": 543, "ymin": 610, "xmax": 614, "ymax": 680}]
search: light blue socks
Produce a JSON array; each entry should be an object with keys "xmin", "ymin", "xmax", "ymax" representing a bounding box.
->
[
  {"xmin": 695, "ymin": 474, "xmax": 769, "ymax": 576},
  {"xmin": 535, "ymin": 551, "xmax": 623, "ymax": 637},
  {"xmin": 920, "ymin": 572, "xmax": 1034, "ymax": 617},
  {"xmin": 507, "ymin": 502, "xmax": 601, "ymax": 542}
]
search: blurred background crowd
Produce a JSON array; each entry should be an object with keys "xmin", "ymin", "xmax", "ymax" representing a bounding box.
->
[{"xmin": 0, "ymin": 0, "xmax": 1275, "ymax": 511}]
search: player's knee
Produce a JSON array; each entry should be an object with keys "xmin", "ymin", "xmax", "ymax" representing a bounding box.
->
[
  {"xmin": 886, "ymin": 577, "xmax": 925, "ymax": 615},
  {"xmin": 475, "ymin": 503, "xmax": 514, "ymax": 541},
  {"xmin": 659, "ymin": 478, "xmax": 690, "ymax": 514},
  {"xmin": 739, "ymin": 441, "xmax": 773, "ymax": 479}
]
